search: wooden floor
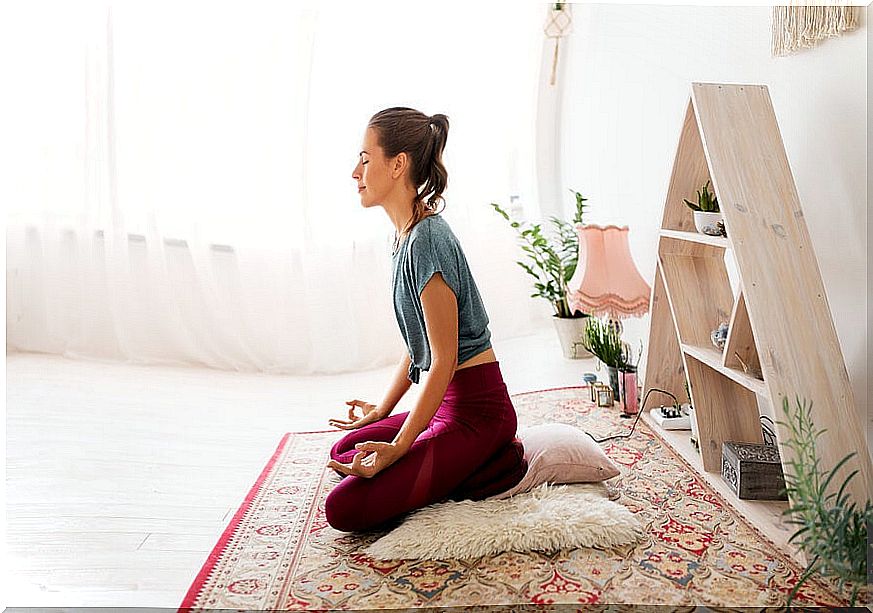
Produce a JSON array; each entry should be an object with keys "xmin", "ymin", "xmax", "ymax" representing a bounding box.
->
[{"xmin": 4, "ymin": 325, "xmax": 804, "ymax": 608}]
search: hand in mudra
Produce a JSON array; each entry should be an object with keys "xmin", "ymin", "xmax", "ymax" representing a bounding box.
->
[
  {"xmin": 328, "ymin": 399, "xmax": 385, "ymax": 430},
  {"xmin": 327, "ymin": 441, "xmax": 406, "ymax": 479}
]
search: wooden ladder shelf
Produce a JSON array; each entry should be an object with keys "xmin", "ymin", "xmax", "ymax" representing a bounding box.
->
[{"xmin": 643, "ymin": 82, "xmax": 870, "ymax": 524}]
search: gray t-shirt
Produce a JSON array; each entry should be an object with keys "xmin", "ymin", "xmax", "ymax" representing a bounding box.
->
[{"xmin": 392, "ymin": 213, "xmax": 492, "ymax": 384}]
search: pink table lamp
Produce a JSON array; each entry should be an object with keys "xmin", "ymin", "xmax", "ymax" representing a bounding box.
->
[{"xmin": 567, "ymin": 224, "xmax": 651, "ymax": 321}]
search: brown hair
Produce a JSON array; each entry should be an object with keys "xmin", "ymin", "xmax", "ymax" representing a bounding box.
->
[{"xmin": 367, "ymin": 107, "xmax": 449, "ymax": 235}]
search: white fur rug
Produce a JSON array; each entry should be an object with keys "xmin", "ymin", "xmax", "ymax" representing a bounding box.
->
[{"xmin": 363, "ymin": 482, "xmax": 644, "ymax": 561}]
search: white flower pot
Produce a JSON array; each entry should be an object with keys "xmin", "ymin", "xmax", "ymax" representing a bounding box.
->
[
  {"xmin": 552, "ymin": 314, "xmax": 593, "ymax": 359},
  {"xmin": 693, "ymin": 211, "xmax": 724, "ymax": 235}
]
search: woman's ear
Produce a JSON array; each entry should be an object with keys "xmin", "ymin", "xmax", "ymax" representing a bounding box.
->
[{"xmin": 391, "ymin": 151, "xmax": 408, "ymax": 180}]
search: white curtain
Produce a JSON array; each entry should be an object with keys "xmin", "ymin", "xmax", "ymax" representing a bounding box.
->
[{"xmin": 4, "ymin": 0, "xmax": 553, "ymax": 375}]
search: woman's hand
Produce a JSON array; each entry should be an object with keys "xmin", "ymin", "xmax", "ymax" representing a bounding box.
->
[
  {"xmin": 328, "ymin": 399, "xmax": 386, "ymax": 430},
  {"xmin": 327, "ymin": 441, "xmax": 407, "ymax": 479}
]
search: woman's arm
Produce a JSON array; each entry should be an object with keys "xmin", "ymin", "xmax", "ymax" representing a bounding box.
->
[
  {"xmin": 391, "ymin": 272, "xmax": 458, "ymax": 452},
  {"xmin": 376, "ymin": 351, "xmax": 413, "ymax": 417},
  {"xmin": 328, "ymin": 272, "xmax": 458, "ymax": 479}
]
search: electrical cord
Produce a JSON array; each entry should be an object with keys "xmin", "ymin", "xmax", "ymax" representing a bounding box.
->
[{"xmin": 585, "ymin": 387, "xmax": 680, "ymax": 443}]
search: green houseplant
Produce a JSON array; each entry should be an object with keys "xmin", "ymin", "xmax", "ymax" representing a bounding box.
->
[
  {"xmin": 683, "ymin": 179, "xmax": 724, "ymax": 236},
  {"xmin": 777, "ymin": 395, "xmax": 871, "ymax": 607},
  {"xmin": 682, "ymin": 179, "xmax": 719, "ymax": 212},
  {"xmin": 582, "ymin": 317, "xmax": 629, "ymax": 401},
  {"xmin": 490, "ymin": 189, "xmax": 592, "ymax": 359}
]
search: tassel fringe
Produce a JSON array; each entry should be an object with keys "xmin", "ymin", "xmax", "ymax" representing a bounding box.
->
[{"xmin": 772, "ymin": 4, "xmax": 859, "ymax": 57}]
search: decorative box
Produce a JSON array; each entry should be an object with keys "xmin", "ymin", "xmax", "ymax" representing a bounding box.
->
[{"xmin": 721, "ymin": 441, "xmax": 788, "ymax": 500}]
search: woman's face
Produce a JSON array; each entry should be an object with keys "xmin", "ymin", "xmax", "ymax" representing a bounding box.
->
[{"xmin": 351, "ymin": 127, "xmax": 403, "ymax": 208}]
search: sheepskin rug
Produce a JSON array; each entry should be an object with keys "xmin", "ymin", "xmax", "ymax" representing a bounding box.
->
[{"xmin": 364, "ymin": 481, "xmax": 644, "ymax": 561}]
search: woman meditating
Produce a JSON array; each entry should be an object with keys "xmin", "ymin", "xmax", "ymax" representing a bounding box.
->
[{"xmin": 324, "ymin": 107, "xmax": 527, "ymax": 532}]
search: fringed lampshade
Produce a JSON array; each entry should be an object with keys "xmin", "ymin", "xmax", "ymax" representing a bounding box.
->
[{"xmin": 567, "ymin": 224, "xmax": 651, "ymax": 320}]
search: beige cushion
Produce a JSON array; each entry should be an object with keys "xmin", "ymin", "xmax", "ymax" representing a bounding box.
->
[{"xmin": 488, "ymin": 423, "xmax": 621, "ymax": 500}]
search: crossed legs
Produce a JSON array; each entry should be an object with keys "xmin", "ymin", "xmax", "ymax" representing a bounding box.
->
[{"xmin": 325, "ymin": 408, "xmax": 524, "ymax": 532}]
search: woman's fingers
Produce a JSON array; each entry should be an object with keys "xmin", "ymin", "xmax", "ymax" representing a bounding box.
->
[
  {"xmin": 328, "ymin": 399, "xmax": 381, "ymax": 430},
  {"xmin": 327, "ymin": 449, "xmax": 380, "ymax": 478},
  {"xmin": 327, "ymin": 459, "xmax": 351, "ymax": 475},
  {"xmin": 350, "ymin": 450, "xmax": 368, "ymax": 472},
  {"xmin": 328, "ymin": 451, "xmax": 364, "ymax": 475},
  {"xmin": 355, "ymin": 441, "xmax": 389, "ymax": 453}
]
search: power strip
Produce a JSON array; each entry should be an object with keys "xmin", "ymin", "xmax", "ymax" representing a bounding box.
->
[{"xmin": 649, "ymin": 406, "xmax": 691, "ymax": 430}]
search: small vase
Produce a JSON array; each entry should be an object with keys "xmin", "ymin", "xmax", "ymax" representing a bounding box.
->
[
  {"xmin": 618, "ymin": 366, "xmax": 639, "ymax": 415},
  {"xmin": 607, "ymin": 366, "xmax": 621, "ymax": 404}
]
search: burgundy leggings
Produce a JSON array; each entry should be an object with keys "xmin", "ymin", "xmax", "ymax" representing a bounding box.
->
[{"xmin": 324, "ymin": 361, "xmax": 526, "ymax": 532}]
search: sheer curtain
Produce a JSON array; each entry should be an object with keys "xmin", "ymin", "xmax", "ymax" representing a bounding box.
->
[{"xmin": 4, "ymin": 1, "xmax": 552, "ymax": 375}]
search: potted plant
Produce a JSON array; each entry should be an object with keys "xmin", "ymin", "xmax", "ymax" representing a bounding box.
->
[
  {"xmin": 490, "ymin": 189, "xmax": 592, "ymax": 359},
  {"xmin": 581, "ymin": 317, "xmax": 628, "ymax": 402},
  {"xmin": 683, "ymin": 179, "xmax": 724, "ymax": 236},
  {"xmin": 776, "ymin": 396, "xmax": 871, "ymax": 607}
]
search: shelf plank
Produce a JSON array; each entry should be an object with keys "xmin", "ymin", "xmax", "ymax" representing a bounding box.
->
[
  {"xmin": 723, "ymin": 288, "xmax": 762, "ymax": 375},
  {"xmin": 659, "ymin": 255, "xmax": 734, "ymax": 347},
  {"xmin": 660, "ymin": 229, "xmax": 729, "ymax": 249},
  {"xmin": 642, "ymin": 261, "xmax": 687, "ymax": 403},
  {"xmin": 683, "ymin": 352, "xmax": 763, "ymax": 471},
  {"xmin": 681, "ymin": 343, "xmax": 768, "ymax": 398}
]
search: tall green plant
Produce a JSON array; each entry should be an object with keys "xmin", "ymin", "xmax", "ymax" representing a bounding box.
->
[
  {"xmin": 581, "ymin": 317, "xmax": 628, "ymax": 368},
  {"xmin": 490, "ymin": 189, "xmax": 589, "ymax": 318},
  {"xmin": 777, "ymin": 396, "xmax": 871, "ymax": 607}
]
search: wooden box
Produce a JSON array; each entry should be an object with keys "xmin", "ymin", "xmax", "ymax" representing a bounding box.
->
[{"xmin": 721, "ymin": 441, "xmax": 788, "ymax": 500}]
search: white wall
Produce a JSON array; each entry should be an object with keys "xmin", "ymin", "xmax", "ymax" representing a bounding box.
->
[{"xmin": 556, "ymin": 5, "xmax": 867, "ymax": 423}]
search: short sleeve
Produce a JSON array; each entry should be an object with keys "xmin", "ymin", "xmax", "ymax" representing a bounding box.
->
[{"xmin": 408, "ymin": 223, "xmax": 461, "ymax": 299}]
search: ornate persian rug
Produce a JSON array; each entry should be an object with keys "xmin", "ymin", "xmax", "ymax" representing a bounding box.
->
[{"xmin": 179, "ymin": 386, "xmax": 862, "ymax": 610}]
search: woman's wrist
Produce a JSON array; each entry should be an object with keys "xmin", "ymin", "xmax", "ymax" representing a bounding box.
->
[{"xmin": 391, "ymin": 433, "xmax": 414, "ymax": 455}]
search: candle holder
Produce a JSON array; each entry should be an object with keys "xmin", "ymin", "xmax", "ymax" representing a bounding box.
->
[
  {"xmin": 595, "ymin": 384, "xmax": 614, "ymax": 407},
  {"xmin": 619, "ymin": 365, "xmax": 639, "ymax": 418}
]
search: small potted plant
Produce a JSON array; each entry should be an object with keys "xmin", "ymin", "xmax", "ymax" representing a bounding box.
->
[
  {"xmin": 581, "ymin": 317, "xmax": 628, "ymax": 402},
  {"xmin": 683, "ymin": 179, "xmax": 724, "ymax": 236},
  {"xmin": 491, "ymin": 189, "xmax": 592, "ymax": 359}
]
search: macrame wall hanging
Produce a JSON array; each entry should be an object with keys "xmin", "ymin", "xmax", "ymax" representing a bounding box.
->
[
  {"xmin": 771, "ymin": 3, "xmax": 860, "ymax": 57},
  {"xmin": 544, "ymin": 2, "xmax": 573, "ymax": 86}
]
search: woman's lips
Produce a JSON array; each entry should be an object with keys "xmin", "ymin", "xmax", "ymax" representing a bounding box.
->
[{"xmin": 358, "ymin": 187, "xmax": 365, "ymax": 192}]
